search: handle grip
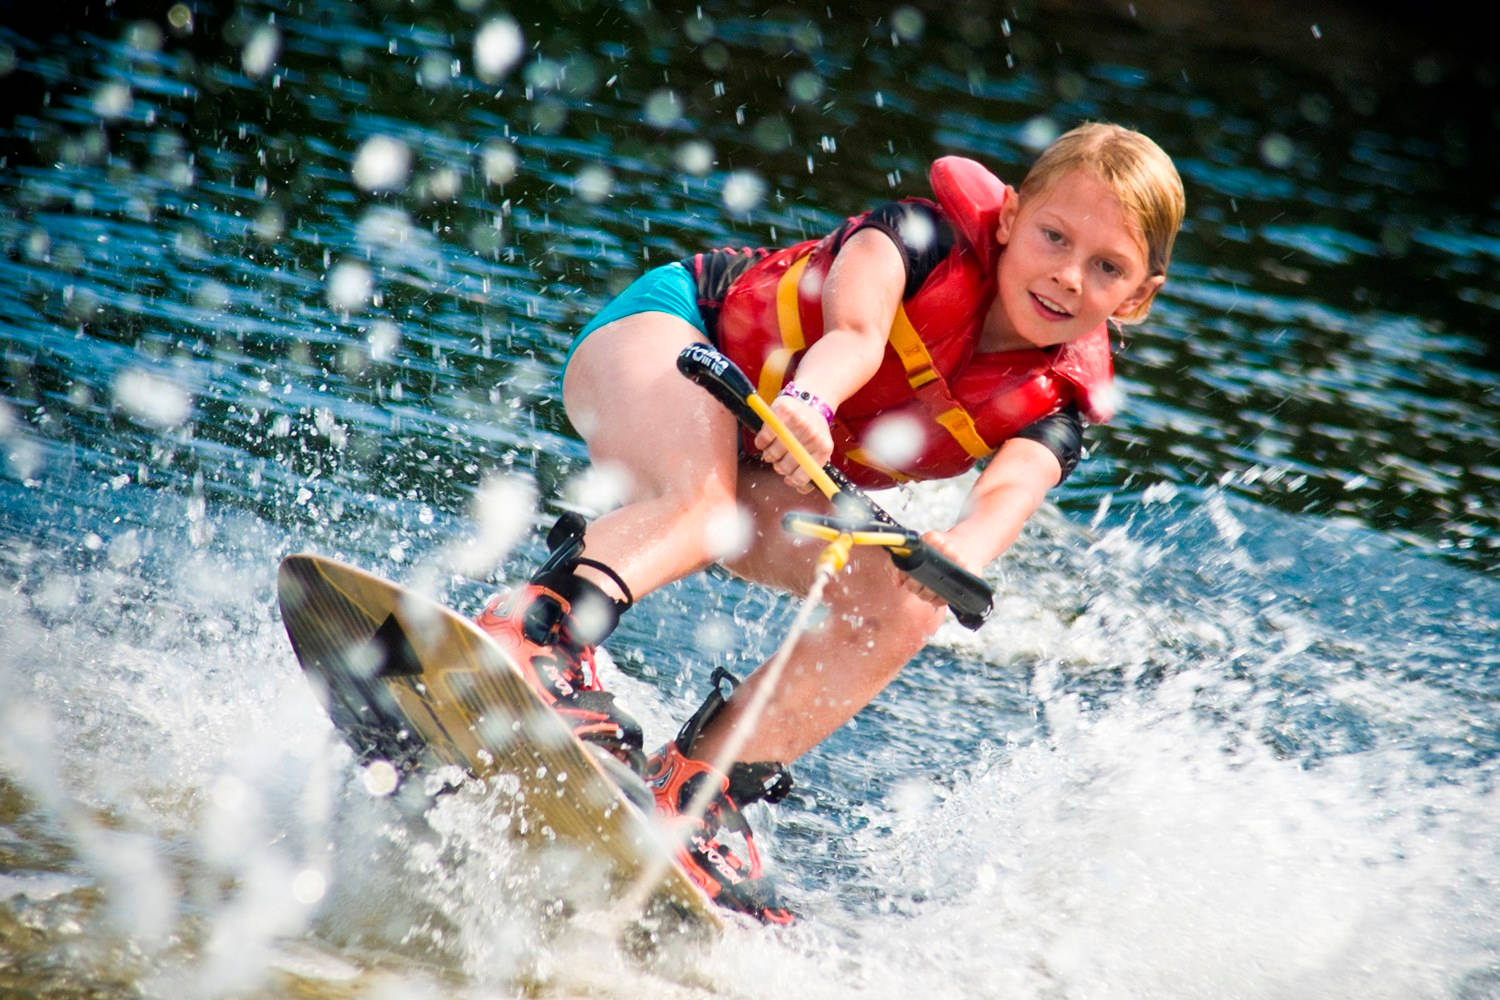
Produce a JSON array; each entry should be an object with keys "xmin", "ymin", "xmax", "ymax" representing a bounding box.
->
[
  {"xmin": 887, "ymin": 546, "xmax": 992, "ymax": 630},
  {"xmin": 678, "ymin": 344, "xmax": 993, "ymax": 629}
]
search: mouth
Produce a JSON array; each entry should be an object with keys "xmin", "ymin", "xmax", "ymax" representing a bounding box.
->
[{"xmin": 1030, "ymin": 292, "xmax": 1073, "ymax": 320}]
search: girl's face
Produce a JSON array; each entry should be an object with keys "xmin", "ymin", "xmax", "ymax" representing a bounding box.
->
[{"xmin": 987, "ymin": 168, "xmax": 1163, "ymax": 350}]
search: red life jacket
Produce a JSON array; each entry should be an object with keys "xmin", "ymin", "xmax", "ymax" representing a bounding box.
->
[{"xmin": 716, "ymin": 156, "xmax": 1115, "ymax": 489}]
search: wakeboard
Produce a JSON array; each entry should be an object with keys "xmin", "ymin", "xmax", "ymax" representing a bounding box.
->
[{"xmin": 276, "ymin": 553, "xmax": 722, "ymax": 933}]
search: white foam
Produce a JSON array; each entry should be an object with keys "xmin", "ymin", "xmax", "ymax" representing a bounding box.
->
[{"xmin": 3, "ymin": 486, "xmax": 1494, "ymax": 998}]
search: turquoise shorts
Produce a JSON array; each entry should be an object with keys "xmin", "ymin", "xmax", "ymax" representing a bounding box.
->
[{"xmin": 564, "ymin": 261, "xmax": 708, "ymax": 373}]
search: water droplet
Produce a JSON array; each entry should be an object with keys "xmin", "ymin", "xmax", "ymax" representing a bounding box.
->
[
  {"xmin": 125, "ymin": 21, "xmax": 163, "ymax": 53},
  {"xmin": 193, "ymin": 279, "xmax": 231, "ymax": 312},
  {"xmin": 418, "ymin": 50, "xmax": 452, "ymax": 90},
  {"xmin": 291, "ymin": 869, "xmax": 327, "ymax": 905},
  {"xmin": 1019, "ymin": 115, "xmax": 1060, "ymax": 151},
  {"xmin": 896, "ymin": 206, "xmax": 936, "ymax": 253},
  {"xmin": 674, "ymin": 140, "xmax": 713, "ymax": 175},
  {"xmin": 695, "ymin": 615, "xmax": 735, "ymax": 653},
  {"xmin": 684, "ymin": 12, "xmax": 715, "ymax": 44},
  {"xmin": 447, "ymin": 474, "xmax": 536, "ymax": 575},
  {"xmin": 355, "ymin": 205, "xmax": 415, "ymax": 251},
  {"xmin": 787, "ymin": 71, "xmax": 823, "ymax": 103},
  {"xmin": 361, "ymin": 761, "xmax": 399, "ymax": 796},
  {"xmin": 351, "ymin": 135, "xmax": 411, "ymax": 193},
  {"xmin": 24, "ymin": 228, "xmax": 50, "ymax": 261},
  {"xmin": 1298, "ymin": 94, "xmax": 1332, "ymax": 126},
  {"xmin": 862, "ymin": 413, "xmax": 924, "ymax": 470},
  {"xmin": 253, "ymin": 205, "xmax": 284, "ymax": 241},
  {"xmin": 93, "ymin": 82, "xmax": 132, "ymax": 120},
  {"xmin": 482, "ymin": 142, "xmax": 518, "ymax": 185},
  {"xmin": 563, "ymin": 461, "xmax": 633, "ymax": 513},
  {"xmin": 524, "ymin": 59, "xmax": 564, "ymax": 91},
  {"xmin": 242, "ymin": 25, "xmax": 280, "ymax": 78},
  {"xmin": 474, "ymin": 18, "xmax": 523, "ymax": 83},
  {"xmin": 643, "ymin": 89, "xmax": 683, "ymax": 128},
  {"xmin": 422, "ymin": 166, "xmax": 462, "ymax": 201},
  {"xmin": 166, "ymin": 4, "xmax": 193, "ymax": 33},
  {"xmin": 1259, "ymin": 132, "xmax": 1295, "ymax": 169},
  {"xmin": 722, "ymin": 170, "xmax": 766, "ymax": 214},
  {"xmin": 891, "ymin": 6, "xmax": 926, "ymax": 42},
  {"xmin": 114, "ymin": 369, "xmax": 191, "ymax": 428},
  {"xmin": 326, "ymin": 261, "xmax": 373, "ymax": 312},
  {"xmin": 703, "ymin": 503, "xmax": 753, "ymax": 560},
  {"xmin": 573, "ymin": 165, "xmax": 613, "ymax": 203},
  {"xmin": 367, "ymin": 320, "xmax": 400, "ymax": 361}
]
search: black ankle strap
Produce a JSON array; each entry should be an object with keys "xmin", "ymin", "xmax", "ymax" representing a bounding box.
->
[
  {"xmin": 536, "ymin": 511, "xmax": 588, "ymax": 579},
  {"xmin": 675, "ymin": 668, "xmax": 794, "ymax": 805},
  {"xmin": 534, "ymin": 570, "xmax": 628, "ymax": 647},
  {"xmin": 675, "ymin": 667, "xmax": 740, "ymax": 753},
  {"xmin": 534, "ymin": 513, "xmax": 634, "ymax": 607},
  {"xmin": 573, "ymin": 557, "xmax": 633, "ymax": 609}
]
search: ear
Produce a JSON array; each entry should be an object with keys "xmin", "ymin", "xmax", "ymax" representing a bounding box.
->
[
  {"xmin": 993, "ymin": 194, "xmax": 1020, "ymax": 246},
  {"xmin": 1112, "ymin": 274, "xmax": 1165, "ymax": 323}
]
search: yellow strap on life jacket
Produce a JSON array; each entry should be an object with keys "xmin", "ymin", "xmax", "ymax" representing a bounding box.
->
[
  {"xmin": 760, "ymin": 250, "xmax": 992, "ymax": 464},
  {"xmin": 887, "ymin": 308, "xmax": 993, "ymax": 460},
  {"xmin": 757, "ymin": 254, "xmax": 810, "ymax": 400}
]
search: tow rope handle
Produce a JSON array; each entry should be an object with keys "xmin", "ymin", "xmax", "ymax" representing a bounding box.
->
[{"xmin": 677, "ymin": 344, "xmax": 993, "ymax": 630}]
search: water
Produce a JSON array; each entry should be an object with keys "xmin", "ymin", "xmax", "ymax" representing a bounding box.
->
[{"xmin": 2, "ymin": 2, "xmax": 1497, "ymax": 997}]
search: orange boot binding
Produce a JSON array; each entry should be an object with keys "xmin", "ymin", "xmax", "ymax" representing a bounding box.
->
[
  {"xmin": 473, "ymin": 513, "xmax": 645, "ymax": 775},
  {"xmin": 645, "ymin": 668, "xmax": 797, "ymax": 925}
]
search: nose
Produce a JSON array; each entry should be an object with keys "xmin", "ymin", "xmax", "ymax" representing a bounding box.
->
[{"xmin": 1052, "ymin": 256, "xmax": 1083, "ymax": 293}]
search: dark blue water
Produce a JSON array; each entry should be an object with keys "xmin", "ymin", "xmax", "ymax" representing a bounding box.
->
[{"xmin": 2, "ymin": 3, "xmax": 1497, "ymax": 997}]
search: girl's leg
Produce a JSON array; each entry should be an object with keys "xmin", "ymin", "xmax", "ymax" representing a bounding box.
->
[
  {"xmin": 692, "ymin": 465, "xmax": 947, "ymax": 764},
  {"xmin": 560, "ymin": 311, "xmax": 741, "ymax": 600}
]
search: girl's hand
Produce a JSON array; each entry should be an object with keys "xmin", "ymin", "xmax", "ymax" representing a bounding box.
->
[
  {"xmin": 754, "ymin": 393, "xmax": 834, "ymax": 493},
  {"xmin": 891, "ymin": 529, "xmax": 977, "ymax": 608},
  {"xmin": 750, "ymin": 228, "xmax": 903, "ymax": 494}
]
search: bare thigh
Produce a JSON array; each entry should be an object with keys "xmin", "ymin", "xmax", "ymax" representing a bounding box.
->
[
  {"xmin": 562, "ymin": 311, "xmax": 738, "ymax": 500},
  {"xmin": 558, "ymin": 312, "xmax": 744, "ymax": 593}
]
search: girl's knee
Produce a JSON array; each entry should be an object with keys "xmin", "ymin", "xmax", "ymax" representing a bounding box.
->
[
  {"xmin": 640, "ymin": 487, "xmax": 743, "ymax": 568},
  {"xmin": 694, "ymin": 491, "xmax": 752, "ymax": 563}
]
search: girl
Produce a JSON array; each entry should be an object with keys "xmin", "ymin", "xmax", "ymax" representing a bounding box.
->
[{"xmin": 477, "ymin": 122, "xmax": 1185, "ymax": 923}]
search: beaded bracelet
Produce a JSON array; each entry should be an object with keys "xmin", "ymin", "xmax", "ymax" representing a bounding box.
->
[{"xmin": 778, "ymin": 381, "xmax": 834, "ymax": 426}]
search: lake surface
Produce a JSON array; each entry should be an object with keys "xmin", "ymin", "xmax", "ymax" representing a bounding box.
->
[{"xmin": 2, "ymin": 2, "xmax": 1496, "ymax": 997}]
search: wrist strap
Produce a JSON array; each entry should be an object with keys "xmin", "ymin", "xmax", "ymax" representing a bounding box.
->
[{"xmin": 778, "ymin": 381, "xmax": 834, "ymax": 426}]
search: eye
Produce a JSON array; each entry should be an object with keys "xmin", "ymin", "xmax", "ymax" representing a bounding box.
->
[
  {"xmin": 1041, "ymin": 227, "xmax": 1064, "ymax": 244},
  {"xmin": 1097, "ymin": 258, "xmax": 1122, "ymax": 277}
]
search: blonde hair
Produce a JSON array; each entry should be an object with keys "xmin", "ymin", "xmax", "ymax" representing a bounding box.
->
[{"xmin": 1020, "ymin": 122, "xmax": 1184, "ymax": 322}]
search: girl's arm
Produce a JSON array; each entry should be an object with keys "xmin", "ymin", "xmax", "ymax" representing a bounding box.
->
[
  {"xmin": 898, "ymin": 436, "xmax": 1063, "ymax": 599},
  {"xmin": 754, "ymin": 228, "xmax": 904, "ymax": 491}
]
